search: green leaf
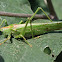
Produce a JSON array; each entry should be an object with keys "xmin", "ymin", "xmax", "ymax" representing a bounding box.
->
[
  {"xmin": 0, "ymin": 0, "xmax": 62, "ymax": 62},
  {"xmin": 52, "ymin": 0, "xmax": 62, "ymax": 19}
]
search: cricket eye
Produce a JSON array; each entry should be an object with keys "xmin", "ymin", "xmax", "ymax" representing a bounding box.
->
[{"xmin": 0, "ymin": 31, "xmax": 3, "ymax": 35}]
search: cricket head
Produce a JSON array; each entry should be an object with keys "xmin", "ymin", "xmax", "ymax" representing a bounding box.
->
[{"xmin": 0, "ymin": 25, "xmax": 13, "ymax": 36}]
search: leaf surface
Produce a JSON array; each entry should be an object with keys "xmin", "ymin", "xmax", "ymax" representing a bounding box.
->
[{"xmin": 0, "ymin": 0, "xmax": 62, "ymax": 62}]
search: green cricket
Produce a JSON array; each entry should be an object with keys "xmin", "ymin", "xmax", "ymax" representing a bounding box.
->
[{"xmin": 0, "ymin": 7, "xmax": 62, "ymax": 47}]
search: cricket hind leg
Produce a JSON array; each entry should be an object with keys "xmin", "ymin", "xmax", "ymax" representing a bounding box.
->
[
  {"xmin": 22, "ymin": 17, "xmax": 34, "ymax": 38},
  {"xmin": 0, "ymin": 19, "xmax": 8, "ymax": 27},
  {"xmin": 27, "ymin": 7, "xmax": 53, "ymax": 22},
  {"xmin": 0, "ymin": 35, "xmax": 11, "ymax": 45},
  {"xmin": 22, "ymin": 7, "xmax": 53, "ymax": 38}
]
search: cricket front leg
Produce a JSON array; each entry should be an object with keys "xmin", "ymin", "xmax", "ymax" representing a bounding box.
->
[
  {"xmin": 0, "ymin": 35, "xmax": 11, "ymax": 45},
  {"xmin": 0, "ymin": 19, "xmax": 8, "ymax": 27}
]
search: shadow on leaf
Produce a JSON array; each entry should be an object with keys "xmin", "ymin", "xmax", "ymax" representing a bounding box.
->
[
  {"xmin": 54, "ymin": 51, "xmax": 62, "ymax": 62},
  {"xmin": 0, "ymin": 55, "xmax": 4, "ymax": 62}
]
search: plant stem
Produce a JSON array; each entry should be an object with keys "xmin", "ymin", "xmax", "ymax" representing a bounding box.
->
[{"xmin": 0, "ymin": 11, "xmax": 55, "ymax": 19}]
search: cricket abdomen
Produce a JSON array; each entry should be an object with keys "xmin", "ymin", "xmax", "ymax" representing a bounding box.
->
[{"xmin": 24, "ymin": 22, "xmax": 62, "ymax": 37}]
